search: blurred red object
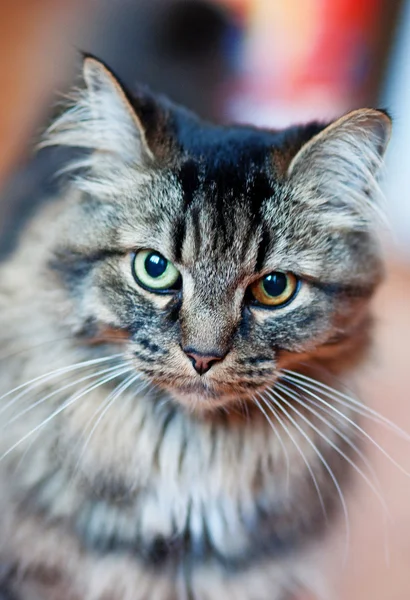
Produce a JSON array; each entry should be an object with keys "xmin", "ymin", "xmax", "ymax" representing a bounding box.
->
[{"xmin": 221, "ymin": 0, "xmax": 386, "ymax": 126}]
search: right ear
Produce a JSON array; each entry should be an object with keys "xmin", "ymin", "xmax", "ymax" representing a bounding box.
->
[
  {"xmin": 287, "ymin": 108, "xmax": 392, "ymax": 229},
  {"xmin": 43, "ymin": 57, "xmax": 154, "ymax": 167}
]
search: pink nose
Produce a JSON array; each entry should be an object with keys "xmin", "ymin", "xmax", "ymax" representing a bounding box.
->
[{"xmin": 183, "ymin": 349, "xmax": 225, "ymax": 375}]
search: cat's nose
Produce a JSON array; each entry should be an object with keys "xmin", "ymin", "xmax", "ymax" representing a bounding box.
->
[{"xmin": 183, "ymin": 348, "xmax": 225, "ymax": 375}]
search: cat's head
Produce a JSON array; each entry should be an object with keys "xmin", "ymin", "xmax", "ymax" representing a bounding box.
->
[{"xmin": 44, "ymin": 58, "xmax": 391, "ymax": 412}]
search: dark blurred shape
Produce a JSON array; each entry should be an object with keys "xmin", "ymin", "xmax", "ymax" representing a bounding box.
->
[
  {"xmin": 87, "ymin": 0, "xmax": 234, "ymax": 120},
  {"xmin": 157, "ymin": 0, "xmax": 228, "ymax": 60}
]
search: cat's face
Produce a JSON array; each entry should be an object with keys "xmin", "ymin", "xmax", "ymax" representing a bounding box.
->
[{"xmin": 47, "ymin": 59, "xmax": 391, "ymax": 412}]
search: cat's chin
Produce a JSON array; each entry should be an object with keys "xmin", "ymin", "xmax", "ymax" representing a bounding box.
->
[
  {"xmin": 170, "ymin": 393, "xmax": 237, "ymax": 414},
  {"xmin": 166, "ymin": 385, "xmax": 251, "ymax": 414}
]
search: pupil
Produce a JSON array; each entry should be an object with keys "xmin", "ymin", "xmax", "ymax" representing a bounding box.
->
[
  {"xmin": 145, "ymin": 253, "xmax": 167, "ymax": 278},
  {"xmin": 263, "ymin": 273, "xmax": 287, "ymax": 297}
]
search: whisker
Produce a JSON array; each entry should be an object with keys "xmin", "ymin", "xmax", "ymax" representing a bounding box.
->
[
  {"xmin": 252, "ymin": 395, "xmax": 291, "ymax": 491},
  {"xmin": 265, "ymin": 388, "xmax": 350, "ymax": 561},
  {"xmin": 275, "ymin": 381, "xmax": 391, "ymax": 521},
  {"xmin": 0, "ymin": 334, "xmax": 72, "ymax": 361},
  {"xmin": 283, "ymin": 369, "xmax": 410, "ymax": 442},
  {"xmin": 78, "ymin": 375, "xmax": 134, "ymax": 439},
  {"xmin": 1, "ymin": 362, "xmax": 132, "ymax": 429},
  {"xmin": 256, "ymin": 392, "xmax": 328, "ymax": 523},
  {"xmin": 77, "ymin": 372, "xmax": 141, "ymax": 463},
  {"xmin": 276, "ymin": 383, "xmax": 377, "ymax": 477},
  {"xmin": 69, "ymin": 376, "xmax": 151, "ymax": 488},
  {"xmin": 0, "ymin": 366, "xmax": 132, "ymax": 463},
  {"xmin": 275, "ymin": 382, "xmax": 393, "ymax": 564},
  {"xmin": 0, "ymin": 353, "xmax": 126, "ymax": 416},
  {"xmin": 13, "ymin": 429, "xmax": 42, "ymax": 474},
  {"xmin": 240, "ymin": 397, "xmax": 250, "ymax": 422},
  {"xmin": 282, "ymin": 374, "xmax": 410, "ymax": 478},
  {"xmin": 282, "ymin": 386, "xmax": 382, "ymax": 484},
  {"xmin": 0, "ymin": 332, "xmax": 101, "ymax": 362}
]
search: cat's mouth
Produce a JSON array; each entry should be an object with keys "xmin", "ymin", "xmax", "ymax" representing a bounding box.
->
[{"xmin": 132, "ymin": 347, "xmax": 277, "ymax": 411}]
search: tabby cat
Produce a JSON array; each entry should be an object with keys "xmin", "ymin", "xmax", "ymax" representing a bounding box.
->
[{"xmin": 0, "ymin": 58, "xmax": 391, "ymax": 600}]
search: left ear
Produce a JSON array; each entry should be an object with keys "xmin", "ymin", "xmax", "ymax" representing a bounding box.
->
[
  {"xmin": 44, "ymin": 57, "xmax": 153, "ymax": 166},
  {"xmin": 287, "ymin": 109, "xmax": 392, "ymax": 226},
  {"xmin": 81, "ymin": 57, "xmax": 154, "ymax": 164}
]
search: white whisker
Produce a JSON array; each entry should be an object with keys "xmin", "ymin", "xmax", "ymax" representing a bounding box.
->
[
  {"xmin": 76, "ymin": 372, "xmax": 141, "ymax": 466},
  {"xmin": 282, "ymin": 373, "xmax": 410, "ymax": 478},
  {"xmin": 1, "ymin": 363, "xmax": 132, "ymax": 429},
  {"xmin": 265, "ymin": 388, "xmax": 350, "ymax": 562},
  {"xmin": 252, "ymin": 394, "xmax": 291, "ymax": 491},
  {"xmin": 283, "ymin": 369, "xmax": 410, "ymax": 442},
  {"xmin": 256, "ymin": 392, "xmax": 328, "ymax": 523},
  {"xmin": 0, "ymin": 366, "xmax": 131, "ymax": 463},
  {"xmin": 0, "ymin": 353, "xmax": 126, "ymax": 415},
  {"xmin": 275, "ymin": 381, "xmax": 391, "ymax": 521}
]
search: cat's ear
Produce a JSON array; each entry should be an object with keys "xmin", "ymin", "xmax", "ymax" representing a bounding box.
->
[
  {"xmin": 81, "ymin": 57, "xmax": 154, "ymax": 164},
  {"xmin": 43, "ymin": 57, "xmax": 153, "ymax": 166},
  {"xmin": 287, "ymin": 108, "xmax": 392, "ymax": 228}
]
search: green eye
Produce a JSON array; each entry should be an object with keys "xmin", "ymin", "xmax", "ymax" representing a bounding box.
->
[
  {"xmin": 131, "ymin": 250, "xmax": 181, "ymax": 293},
  {"xmin": 250, "ymin": 272, "xmax": 299, "ymax": 307}
]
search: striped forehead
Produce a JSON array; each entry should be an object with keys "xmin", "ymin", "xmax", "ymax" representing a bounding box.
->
[{"xmin": 173, "ymin": 158, "xmax": 275, "ymax": 268}]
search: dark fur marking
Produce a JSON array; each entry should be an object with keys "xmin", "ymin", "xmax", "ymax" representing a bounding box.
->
[
  {"xmin": 75, "ymin": 316, "xmax": 99, "ymax": 340},
  {"xmin": 137, "ymin": 338, "xmax": 163, "ymax": 354},
  {"xmin": 245, "ymin": 356, "xmax": 271, "ymax": 365},
  {"xmin": 172, "ymin": 216, "xmax": 187, "ymax": 264},
  {"xmin": 255, "ymin": 225, "xmax": 272, "ymax": 272},
  {"xmin": 190, "ymin": 204, "xmax": 202, "ymax": 259},
  {"xmin": 239, "ymin": 369, "xmax": 271, "ymax": 378},
  {"xmin": 240, "ymin": 381, "xmax": 266, "ymax": 389},
  {"xmin": 178, "ymin": 160, "xmax": 199, "ymax": 207},
  {"xmin": 173, "ymin": 161, "xmax": 200, "ymax": 262},
  {"xmin": 315, "ymin": 280, "xmax": 374, "ymax": 298},
  {"xmin": 238, "ymin": 306, "xmax": 253, "ymax": 340},
  {"xmin": 247, "ymin": 172, "xmax": 274, "ymax": 210},
  {"xmin": 133, "ymin": 350, "xmax": 157, "ymax": 363}
]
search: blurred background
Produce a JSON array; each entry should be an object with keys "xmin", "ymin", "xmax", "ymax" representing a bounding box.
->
[{"xmin": 0, "ymin": 1, "xmax": 410, "ymax": 598}]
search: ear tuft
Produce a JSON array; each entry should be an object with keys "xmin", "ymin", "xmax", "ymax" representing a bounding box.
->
[
  {"xmin": 287, "ymin": 108, "xmax": 392, "ymax": 230},
  {"xmin": 41, "ymin": 57, "xmax": 153, "ymax": 193}
]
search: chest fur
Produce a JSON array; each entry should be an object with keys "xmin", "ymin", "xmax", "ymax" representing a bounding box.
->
[{"xmin": 0, "ymin": 383, "xmax": 339, "ymax": 600}]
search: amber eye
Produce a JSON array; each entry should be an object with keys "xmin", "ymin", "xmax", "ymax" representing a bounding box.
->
[{"xmin": 250, "ymin": 272, "xmax": 299, "ymax": 307}]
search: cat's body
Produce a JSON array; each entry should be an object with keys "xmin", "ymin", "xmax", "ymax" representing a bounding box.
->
[{"xmin": 0, "ymin": 59, "xmax": 391, "ymax": 600}]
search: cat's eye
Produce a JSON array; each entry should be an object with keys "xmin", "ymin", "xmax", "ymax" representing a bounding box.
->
[
  {"xmin": 250, "ymin": 272, "xmax": 299, "ymax": 307},
  {"xmin": 131, "ymin": 250, "xmax": 181, "ymax": 293}
]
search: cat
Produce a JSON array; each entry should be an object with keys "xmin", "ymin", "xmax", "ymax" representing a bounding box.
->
[{"xmin": 0, "ymin": 57, "xmax": 391, "ymax": 600}]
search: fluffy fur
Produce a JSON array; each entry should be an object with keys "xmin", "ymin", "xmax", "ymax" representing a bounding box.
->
[{"xmin": 0, "ymin": 58, "xmax": 391, "ymax": 600}]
